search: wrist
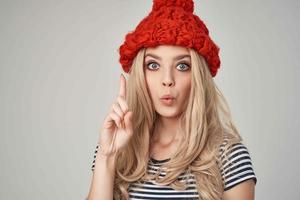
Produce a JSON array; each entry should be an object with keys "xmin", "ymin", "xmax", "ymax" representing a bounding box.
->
[{"xmin": 96, "ymin": 144, "xmax": 117, "ymax": 166}]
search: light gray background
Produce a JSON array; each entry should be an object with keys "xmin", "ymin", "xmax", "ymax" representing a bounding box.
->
[{"xmin": 1, "ymin": 0, "xmax": 299, "ymax": 199}]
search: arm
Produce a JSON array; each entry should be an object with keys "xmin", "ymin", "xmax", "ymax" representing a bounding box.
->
[
  {"xmin": 86, "ymin": 150, "xmax": 116, "ymax": 200},
  {"xmin": 223, "ymin": 179, "xmax": 255, "ymax": 200},
  {"xmin": 219, "ymin": 141, "xmax": 257, "ymax": 200},
  {"xmin": 86, "ymin": 74, "xmax": 133, "ymax": 199}
]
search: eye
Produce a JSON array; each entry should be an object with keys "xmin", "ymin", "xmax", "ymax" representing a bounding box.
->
[
  {"xmin": 145, "ymin": 61, "xmax": 190, "ymax": 71},
  {"xmin": 177, "ymin": 63, "xmax": 190, "ymax": 71},
  {"xmin": 146, "ymin": 62, "xmax": 159, "ymax": 70}
]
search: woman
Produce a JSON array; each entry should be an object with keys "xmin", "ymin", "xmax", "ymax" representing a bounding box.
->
[{"xmin": 87, "ymin": 1, "xmax": 257, "ymax": 200}]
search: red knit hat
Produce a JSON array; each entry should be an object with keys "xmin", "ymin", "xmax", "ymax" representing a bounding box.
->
[{"xmin": 118, "ymin": 0, "xmax": 221, "ymax": 77}]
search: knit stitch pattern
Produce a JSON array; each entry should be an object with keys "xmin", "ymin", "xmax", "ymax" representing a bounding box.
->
[{"xmin": 119, "ymin": 0, "xmax": 221, "ymax": 77}]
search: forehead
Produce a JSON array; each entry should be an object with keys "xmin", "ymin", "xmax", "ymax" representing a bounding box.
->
[{"xmin": 145, "ymin": 45, "xmax": 190, "ymax": 59}]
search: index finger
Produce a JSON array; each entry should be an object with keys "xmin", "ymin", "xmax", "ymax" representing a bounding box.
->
[{"xmin": 118, "ymin": 73, "xmax": 126, "ymax": 98}]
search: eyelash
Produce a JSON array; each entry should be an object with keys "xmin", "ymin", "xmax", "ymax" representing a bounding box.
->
[{"xmin": 145, "ymin": 61, "xmax": 191, "ymax": 71}]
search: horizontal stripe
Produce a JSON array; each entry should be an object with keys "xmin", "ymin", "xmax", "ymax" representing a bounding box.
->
[{"xmin": 90, "ymin": 141, "xmax": 257, "ymax": 198}]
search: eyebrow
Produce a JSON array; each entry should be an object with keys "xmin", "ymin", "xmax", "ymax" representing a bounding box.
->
[{"xmin": 145, "ymin": 53, "xmax": 191, "ymax": 60}]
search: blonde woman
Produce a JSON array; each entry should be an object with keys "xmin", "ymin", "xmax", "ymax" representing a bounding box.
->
[{"xmin": 87, "ymin": 1, "xmax": 257, "ymax": 200}]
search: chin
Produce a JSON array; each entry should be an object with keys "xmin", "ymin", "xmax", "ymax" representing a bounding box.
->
[{"xmin": 155, "ymin": 106, "xmax": 181, "ymax": 118}]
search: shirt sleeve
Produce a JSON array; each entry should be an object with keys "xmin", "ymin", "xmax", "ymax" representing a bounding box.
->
[
  {"xmin": 91, "ymin": 145, "xmax": 99, "ymax": 172},
  {"xmin": 219, "ymin": 141, "xmax": 257, "ymax": 191}
]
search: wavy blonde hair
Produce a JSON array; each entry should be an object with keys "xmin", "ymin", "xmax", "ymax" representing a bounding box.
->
[{"xmin": 113, "ymin": 47, "xmax": 242, "ymax": 200}]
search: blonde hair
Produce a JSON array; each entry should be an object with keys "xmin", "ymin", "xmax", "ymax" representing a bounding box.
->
[{"xmin": 113, "ymin": 47, "xmax": 242, "ymax": 200}]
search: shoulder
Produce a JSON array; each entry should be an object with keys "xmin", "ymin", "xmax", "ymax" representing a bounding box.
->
[{"xmin": 217, "ymin": 139, "xmax": 257, "ymax": 191}]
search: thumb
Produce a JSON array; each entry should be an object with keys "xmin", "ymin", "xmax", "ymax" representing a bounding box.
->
[{"xmin": 124, "ymin": 111, "xmax": 133, "ymax": 136}]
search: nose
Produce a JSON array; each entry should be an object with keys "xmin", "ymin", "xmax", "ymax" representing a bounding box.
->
[
  {"xmin": 162, "ymin": 70, "xmax": 174, "ymax": 87},
  {"xmin": 163, "ymin": 81, "xmax": 174, "ymax": 87}
]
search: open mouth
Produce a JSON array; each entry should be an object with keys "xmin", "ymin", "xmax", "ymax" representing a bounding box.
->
[{"xmin": 160, "ymin": 98, "xmax": 175, "ymax": 106}]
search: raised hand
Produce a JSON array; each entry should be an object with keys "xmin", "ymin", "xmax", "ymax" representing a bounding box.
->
[{"xmin": 98, "ymin": 74, "xmax": 133, "ymax": 156}]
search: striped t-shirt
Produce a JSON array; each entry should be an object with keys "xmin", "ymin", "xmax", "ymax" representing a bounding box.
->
[{"xmin": 91, "ymin": 141, "xmax": 257, "ymax": 199}]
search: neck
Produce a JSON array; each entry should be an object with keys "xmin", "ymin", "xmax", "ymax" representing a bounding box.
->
[{"xmin": 152, "ymin": 115, "xmax": 183, "ymax": 145}]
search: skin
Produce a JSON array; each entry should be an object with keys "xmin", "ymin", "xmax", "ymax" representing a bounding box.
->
[
  {"xmin": 144, "ymin": 45, "xmax": 191, "ymax": 147},
  {"xmin": 223, "ymin": 179, "xmax": 256, "ymax": 200},
  {"xmin": 87, "ymin": 45, "xmax": 255, "ymax": 199},
  {"xmin": 143, "ymin": 45, "xmax": 255, "ymax": 199}
]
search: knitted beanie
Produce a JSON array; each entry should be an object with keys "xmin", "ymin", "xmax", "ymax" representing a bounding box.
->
[{"xmin": 118, "ymin": 0, "xmax": 221, "ymax": 77}]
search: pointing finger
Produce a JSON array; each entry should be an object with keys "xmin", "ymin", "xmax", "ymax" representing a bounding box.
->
[{"xmin": 119, "ymin": 73, "xmax": 126, "ymax": 98}]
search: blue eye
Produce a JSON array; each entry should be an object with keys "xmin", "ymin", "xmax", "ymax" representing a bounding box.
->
[
  {"xmin": 145, "ymin": 62, "xmax": 190, "ymax": 71},
  {"xmin": 177, "ymin": 63, "xmax": 190, "ymax": 71},
  {"xmin": 146, "ymin": 62, "xmax": 159, "ymax": 70}
]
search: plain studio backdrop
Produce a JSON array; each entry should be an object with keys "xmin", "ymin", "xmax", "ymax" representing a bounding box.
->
[{"xmin": 0, "ymin": 0, "xmax": 299, "ymax": 199}]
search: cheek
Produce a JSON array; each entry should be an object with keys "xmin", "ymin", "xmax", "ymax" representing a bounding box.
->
[
  {"xmin": 145, "ymin": 75, "xmax": 157, "ymax": 97},
  {"xmin": 181, "ymin": 84, "xmax": 191, "ymax": 99},
  {"xmin": 179, "ymin": 76, "xmax": 192, "ymax": 96}
]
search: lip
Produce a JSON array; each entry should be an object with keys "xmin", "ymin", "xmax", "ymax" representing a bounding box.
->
[
  {"xmin": 160, "ymin": 94, "xmax": 175, "ymax": 106},
  {"xmin": 160, "ymin": 98, "xmax": 175, "ymax": 106},
  {"xmin": 160, "ymin": 94, "xmax": 175, "ymax": 99}
]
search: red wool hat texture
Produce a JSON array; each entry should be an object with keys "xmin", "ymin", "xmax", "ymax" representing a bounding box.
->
[{"xmin": 118, "ymin": 0, "xmax": 221, "ymax": 77}]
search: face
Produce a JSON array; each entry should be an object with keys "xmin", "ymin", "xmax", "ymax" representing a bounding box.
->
[{"xmin": 144, "ymin": 45, "xmax": 192, "ymax": 118}]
